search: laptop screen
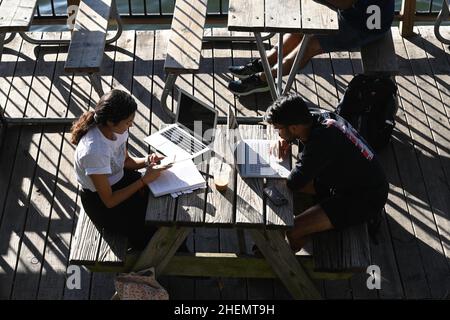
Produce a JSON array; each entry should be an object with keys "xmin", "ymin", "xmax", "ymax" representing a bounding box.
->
[{"xmin": 177, "ymin": 91, "xmax": 217, "ymax": 143}]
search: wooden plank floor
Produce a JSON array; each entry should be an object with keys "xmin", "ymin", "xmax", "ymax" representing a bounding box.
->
[{"xmin": 0, "ymin": 26, "xmax": 449, "ymax": 300}]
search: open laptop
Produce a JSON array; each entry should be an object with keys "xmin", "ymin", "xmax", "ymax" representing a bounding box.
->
[
  {"xmin": 227, "ymin": 105, "xmax": 290, "ymax": 178},
  {"xmin": 145, "ymin": 89, "xmax": 218, "ymax": 159}
]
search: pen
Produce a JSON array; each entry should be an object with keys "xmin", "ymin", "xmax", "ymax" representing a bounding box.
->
[{"xmin": 199, "ymin": 170, "xmax": 213, "ymax": 179}]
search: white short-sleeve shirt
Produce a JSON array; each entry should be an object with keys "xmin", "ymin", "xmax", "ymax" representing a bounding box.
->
[{"xmin": 74, "ymin": 126, "xmax": 128, "ymax": 192}]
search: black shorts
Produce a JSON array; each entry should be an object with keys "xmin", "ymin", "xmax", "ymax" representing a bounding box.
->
[{"xmin": 315, "ymin": 180, "xmax": 389, "ymax": 230}]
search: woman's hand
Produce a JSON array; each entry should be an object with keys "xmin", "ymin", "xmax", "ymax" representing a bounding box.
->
[
  {"xmin": 141, "ymin": 165, "xmax": 168, "ymax": 184},
  {"xmin": 146, "ymin": 153, "xmax": 165, "ymax": 167}
]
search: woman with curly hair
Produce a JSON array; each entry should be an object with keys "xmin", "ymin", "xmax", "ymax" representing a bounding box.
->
[{"xmin": 71, "ymin": 89, "xmax": 167, "ymax": 249}]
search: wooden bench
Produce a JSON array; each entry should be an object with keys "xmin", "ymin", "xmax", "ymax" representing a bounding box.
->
[
  {"xmin": 291, "ymin": 180, "xmax": 372, "ymax": 274},
  {"xmin": 64, "ymin": 0, "xmax": 122, "ymax": 97},
  {"xmin": 69, "ymin": 209, "xmax": 131, "ymax": 272},
  {"xmin": 312, "ymin": 224, "xmax": 371, "ymax": 272},
  {"xmin": 361, "ymin": 28, "xmax": 399, "ymax": 75},
  {"xmin": 161, "ymin": 0, "xmax": 209, "ymax": 120},
  {"xmin": 69, "ymin": 206, "xmax": 358, "ymax": 281}
]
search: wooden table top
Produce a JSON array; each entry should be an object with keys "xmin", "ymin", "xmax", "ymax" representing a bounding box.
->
[
  {"xmin": 145, "ymin": 125, "xmax": 294, "ymax": 230},
  {"xmin": 0, "ymin": 0, "xmax": 38, "ymax": 32},
  {"xmin": 227, "ymin": 0, "xmax": 339, "ymax": 34}
]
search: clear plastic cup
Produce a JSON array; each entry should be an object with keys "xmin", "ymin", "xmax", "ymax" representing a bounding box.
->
[{"xmin": 211, "ymin": 159, "xmax": 231, "ymax": 192}]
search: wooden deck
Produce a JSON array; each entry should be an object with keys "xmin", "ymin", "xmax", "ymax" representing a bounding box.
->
[{"xmin": 0, "ymin": 26, "xmax": 449, "ymax": 300}]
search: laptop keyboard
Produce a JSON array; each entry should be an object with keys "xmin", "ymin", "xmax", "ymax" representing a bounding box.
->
[{"xmin": 161, "ymin": 126, "xmax": 206, "ymax": 155}]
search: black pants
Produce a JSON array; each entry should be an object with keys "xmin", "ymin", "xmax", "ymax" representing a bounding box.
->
[{"xmin": 80, "ymin": 170, "xmax": 156, "ymax": 249}]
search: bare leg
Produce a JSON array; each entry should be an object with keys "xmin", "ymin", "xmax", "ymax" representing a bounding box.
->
[
  {"xmin": 266, "ymin": 33, "xmax": 303, "ymax": 65},
  {"xmin": 286, "ymin": 204, "xmax": 334, "ymax": 252},
  {"xmin": 260, "ymin": 35, "xmax": 324, "ymax": 82}
]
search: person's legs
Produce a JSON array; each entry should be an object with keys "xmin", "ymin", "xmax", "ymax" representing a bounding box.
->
[
  {"xmin": 229, "ymin": 11, "xmax": 387, "ymax": 96},
  {"xmin": 266, "ymin": 33, "xmax": 303, "ymax": 66},
  {"xmin": 286, "ymin": 204, "xmax": 334, "ymax": 252},
  {"xmin": 228, "ymin": 36, "xmax": 324, "ymax": 95},
  {"xmin": 260, "ymin": 35, "xmax": 324, "ymax": 82},
  {"xmin": 229, "ymin": 33, "xmax": 303, "ymax": 79}
]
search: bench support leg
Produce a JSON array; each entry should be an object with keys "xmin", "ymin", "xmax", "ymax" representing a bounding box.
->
[
  {"xmin": 0, "ymin": 32, "xmax": 5, "ymax": 136},
  {"xmin": 248, "ymin": 229, "xmax": 321, "ymax": 299},
  {"xmin": 0, "ymin": 118, "xmax": 6, "ymax": 151},
  {"xmin": 89, "ymin": 73, "xmax": 105, "ymax": 98},
  {"xmin": 237, "ymin": 229, "xmax": 247, "ymax": 254},
  {"xmin": 131, "ymin": 226, "xmax": 192, "ymax": 275},
  {"xmin": 0, "ymin": 32, "xmax": 6, "ymax": 63},
  {"xmin": 161, "ymin": 73, "xmax": 178, "ymax": 121}
]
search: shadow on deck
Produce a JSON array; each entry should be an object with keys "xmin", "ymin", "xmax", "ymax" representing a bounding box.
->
[{"xmin": 0, "ymin": 26, "xmax": 449, "ymax": 300}]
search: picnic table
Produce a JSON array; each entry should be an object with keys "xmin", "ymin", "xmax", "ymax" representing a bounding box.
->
[
  {"xmin": 132, "ymin": 125, "xmax": 321, "ymax": 299},
  {"xmin": 228, "ymin": 0, "xmax": 339, "ymax": 100},
  {"xmin": 0, "ymin": 0, "xmax": 38, "ymax": 59}
]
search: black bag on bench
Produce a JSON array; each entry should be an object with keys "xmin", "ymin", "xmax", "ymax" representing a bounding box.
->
[{"xmin": 336, "ymin": 74, "xmax": 398, "ymax": 152}]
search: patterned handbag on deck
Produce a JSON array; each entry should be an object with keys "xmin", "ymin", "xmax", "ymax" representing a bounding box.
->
[{"xmin": 114, "ymin": 267, "xmax": 169, "ymax": 300}]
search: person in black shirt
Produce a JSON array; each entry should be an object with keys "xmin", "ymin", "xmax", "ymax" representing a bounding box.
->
[{"xmin": 264, "ymin": 94, "xmax": 389, "ymax": 251}]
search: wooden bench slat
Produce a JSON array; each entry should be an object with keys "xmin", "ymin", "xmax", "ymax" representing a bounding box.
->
[
  {"xmin": 69, "ymin": 209, "xmax": 102, "ymax": 265},
  {"xmin": 0, "ymin": 0, "xmax": 37, "ymax": 32},
  {"xmin": 69, "ymin": 208, "xmax": 127, "ymax": 266},
  {"xmin": 361, "ymin": 28, "xmax": 398, "ymax": 75},
  {"xmin": 342, "ymin": 224, "xmax": 371, "ymax": 270},
  {"xmin": 313, "ymin": 224, "xmax": 371, "ymax": 272},
  {"xmin": 164, "ymin": 0, "xmax": 208, "ymax": 73},
  {"xmin": 98, "ymin": 231, "xmax": 128, "ymax": 266},
  {"xmin": 64, "ymin": 0, "xmax": 112, "ymax": 73}
]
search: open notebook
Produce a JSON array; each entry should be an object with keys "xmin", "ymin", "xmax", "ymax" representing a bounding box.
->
[{"xmin": 147, "ymin": 159, "xmax": 206, "ymax": 197}]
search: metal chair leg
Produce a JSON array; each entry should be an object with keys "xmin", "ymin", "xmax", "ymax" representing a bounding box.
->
[
  {"xmin": 106, "ymin": 0, "xmax": 124, "ymax": 45},
  {"xmin": 161, "ymin": 73, "xmax": 177, "ymax": 122},
  {"xmin": 434, "ymin": 0, "xmax": 450, "ymax": 45}
]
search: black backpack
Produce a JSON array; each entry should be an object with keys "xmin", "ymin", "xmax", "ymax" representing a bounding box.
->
[{"xmin": 336, "ymin": 74, "xmax": 398, "ymax": 152}]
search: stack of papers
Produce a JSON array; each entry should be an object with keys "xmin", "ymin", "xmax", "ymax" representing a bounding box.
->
[{"xmin": 147, "ymin": 159, "xmax": 206, "ymax": 197}]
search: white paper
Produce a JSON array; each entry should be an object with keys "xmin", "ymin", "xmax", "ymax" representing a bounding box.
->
[{"xmin": 148, "ymin": 160, "xmax": 206, "ymax": 197}]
